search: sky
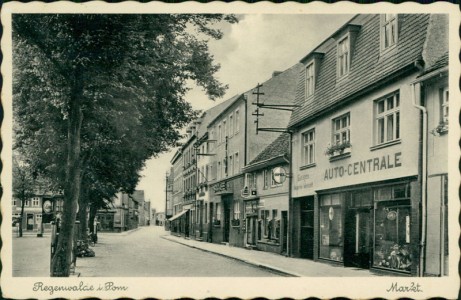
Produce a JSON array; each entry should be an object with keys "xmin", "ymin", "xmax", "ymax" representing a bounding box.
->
[{"xmin": 137, "ymin": 14, "xmax": 354, "ymax": 211}]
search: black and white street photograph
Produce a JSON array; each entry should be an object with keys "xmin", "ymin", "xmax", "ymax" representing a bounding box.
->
[{"xmin": 1, "ymin": 2, "xmax": 459, "ymax": 299}]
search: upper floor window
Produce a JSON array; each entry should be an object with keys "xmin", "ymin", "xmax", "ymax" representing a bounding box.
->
[
  {"xmin": 375, "ymin": 92, "xmax": 400, "ymax": 144},
  {"xmin": 235, "ymin": 109, "xmax": 240, "ymax": 133},
  {"xmin": 32, "ymin": 198, "xmax": 40, "ymax": 207},
  {"xmin": 440, "ymin": 87, "xmax": 449, "ymax": 124},
  {"xmin": 233, "ymin": 201, "xmax": 240, "ymax": 220},
  {"xmin": 223, "ymin": 120, "xmax": 227, "ymax": 140},
  {"xmin": 302, "ymin": 129, "xmax": 315, "ymax": 166},
  {"xmin": 333, "ymin": 113, "xmax": 350, "ymax": 145},
  {"xmin": 305, "ymin": 62, "xmax": 315, "ymax": 97},
  {"xmin": 229, "ymin": 113, "xmax": 234, "ymax": 136},
  {"xmin": 234, "ymin": 152, "xmax": 239, "ymax": 174},
  {"xmin": 218, "ymin": 124, "xmax": 222, "ymax": 144},
  {"xmin": 263, "ymin": 169, "xmax": 269, "ymax": 189},
  {"xmin": 229, "ymin": 155, "xmax": 233, "ymax": 176},
  {"xmin": 337, "ymin": 36, "xmax": 350, "ymax": 77},
  {"xmin": 382, "ymin": 14, "xmax": 398, "ymax": 50}
]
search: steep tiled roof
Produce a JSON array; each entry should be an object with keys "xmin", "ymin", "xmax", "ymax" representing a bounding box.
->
[
  {"xmin": 289, "ymin": 14, "xmax": 431, "ymax": 128},
  {"xmin": 419, "ymin": 52, "xmax": 448, "ymax": 77},
  {"xmin": 247, "ymin": 133, "xmax": 290, "ymax": 166}
]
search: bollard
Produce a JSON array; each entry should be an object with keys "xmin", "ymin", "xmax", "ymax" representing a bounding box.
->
[
  {"xmin": 50, "ymin": 221, "xmax": 57, "ymax": 274},
  {"xmin": 37, "ymin": 220, "xmax": 43, "ymax": 237}
]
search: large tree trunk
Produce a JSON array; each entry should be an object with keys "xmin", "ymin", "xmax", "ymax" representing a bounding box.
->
[
  {"xmin": 88, "ymin": 202, "xmax": 97, "ymax": 234},
  {"xmin": 50, "ymin": 68, "xmax": 84, "ymax": 277},
  {"xmin": 77, "ymin": 187, "xmax": 89, "ymax": 241},
  {"xmin": 19, "ymin": 194, "xmax": 26, "ymax": 237}
]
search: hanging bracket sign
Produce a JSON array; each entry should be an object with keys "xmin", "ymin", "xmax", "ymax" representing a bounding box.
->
[{"xmin": 272, "ymin": 167, "xmax": 287, "ymax": 184}]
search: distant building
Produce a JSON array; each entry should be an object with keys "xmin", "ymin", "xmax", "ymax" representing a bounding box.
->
[{"xmin": 97, "ymin": 190, "xmax": 145, "ymax": 232}]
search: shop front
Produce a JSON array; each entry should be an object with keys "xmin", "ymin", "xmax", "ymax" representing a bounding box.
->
[
  {"xmin": 317, "ymin": 179, "xmax": 418, "ymax": 275},
  {"xmin": 243, "ymin": 198, "xmax": 259, "ymax": 247}
]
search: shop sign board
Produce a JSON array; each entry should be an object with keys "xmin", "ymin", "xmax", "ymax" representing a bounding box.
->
[
  {"xmin": 213, "ymin": 181, "xmax": 231, "ymax": 193},
  {"xmin": 43, "ymin": 200, "xmax": 53, "ymax": 214},
  {"xmin": 272, "ymin": 167, "xmax": 287, "ymax": 184}
]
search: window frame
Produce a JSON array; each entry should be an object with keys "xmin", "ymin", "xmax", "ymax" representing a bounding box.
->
[
  {"xmin": 263, "ymin": 169, "xmax": 269, "ymax": 190},
  {"xmin": 229, "ymin": 113, "xmax": 234, "ymax": 137},
  {"xmin": 440, "ymin": 86, "xmax": 449, "ymax": 124},
  {"xmin": 332, "ymin": 113, "xmax": 350, "ymax": 145},
  {"xmin": 381, "ymin": 14, "xmax": 398, "ymax": 51},
  {"xmin": 233, "ymin": 201, "xmax": 240, "ymax": 220},
  {"xmin": 235, "ymin": 109, "xmax": 240, "ymax": 134},
  {"xmin": 305, "ymin": 62, "xmax": 315, "ymax": 98},
  {"xmin": 302, "ymin": 128, "xmax": 316, "ymax": 166},
  {"xmin": 337, "ymin": 35, "xmax": 350, "ymax": 78},
  {"xmin": 234, "ymin": 152, "xmax": 239, "ymax": 175},
  {"xmin": 374, "ymin": 92, "xmax": 400, "ymax": 146}
]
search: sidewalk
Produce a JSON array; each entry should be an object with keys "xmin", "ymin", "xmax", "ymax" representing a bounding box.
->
[{"xmin": 161, "ymin": 234, "xmax": 378, "ymax": 277}]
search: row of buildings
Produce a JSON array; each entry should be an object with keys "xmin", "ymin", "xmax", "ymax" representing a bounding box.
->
[
  {"xmin": 13, "ymin": 190, "xmax": 151, "ymax": 233},
  {"xmin": 165, "ymin": 14, "xmax": 451, "ymax": 277}
]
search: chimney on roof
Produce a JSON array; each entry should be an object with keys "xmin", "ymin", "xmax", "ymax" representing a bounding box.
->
[{"xmin": 272, "ymin": 71, "xmax": 282, "ymax": 78}]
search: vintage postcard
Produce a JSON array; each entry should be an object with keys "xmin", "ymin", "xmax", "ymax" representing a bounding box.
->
[{"xmin": 1, "ymin": 1, "xmax": 459, "ymax": 299}]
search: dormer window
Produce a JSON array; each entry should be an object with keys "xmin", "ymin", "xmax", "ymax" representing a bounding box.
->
[
  {"xmin": 337, "ymin": 36, "xmax": 350, "ymax": 78},
  {"xmin": 305, "ymin": 62, "xmax": 315, "ymax": 98},
  {"xmin": 381, "ymin": 14, "xmax": 398, "ymax": 50}
]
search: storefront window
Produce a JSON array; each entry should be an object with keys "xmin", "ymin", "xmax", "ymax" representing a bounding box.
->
[
  {"xmin": 319, "ymin": 194, "xmax": 343, "ymax": 262},
  {"xmin": 373, "ymin": 200, "xmax": 411, "ymax": 272}
]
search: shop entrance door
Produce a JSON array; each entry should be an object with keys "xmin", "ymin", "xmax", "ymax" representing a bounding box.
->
[
  {"xmin": 223, "ymin": 199, "xmax": 231, "ymax": 243},
  {"xmin": 344, "ymin": 209, "xmax": 372, "ymax": 268},
  {"xmin": 282, "ymin": 211, "xmax": 288, "ymax": 254},
  {"xmin": 246, "ymin": 216, "xmax": 257, "ymax": 245},
  {"xmin": 300, "ymin": 198, "xmax": 314, "ymax": 259},
  {"xmin": 27, "ymin": 214, "xmax": 34, "ymax": 230}
]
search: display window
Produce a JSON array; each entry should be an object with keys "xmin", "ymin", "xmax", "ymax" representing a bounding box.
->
[
  {"xmin": 373, "ymin": 184, "xmax": 412, "ymax": 273},
  {"xmin": 319, "ymin": 193, "xmax": 343, "ymax": 261}
]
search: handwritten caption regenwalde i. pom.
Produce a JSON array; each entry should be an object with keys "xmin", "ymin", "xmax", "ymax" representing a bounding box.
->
[{"xmin": 33, "ymin": 281, "xmax": 128, "ymax": 295}]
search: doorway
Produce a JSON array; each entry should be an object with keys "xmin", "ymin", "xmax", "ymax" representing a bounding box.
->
[
  {"xmin": 344, "ymin": 208, "xmax": 372, "ymax": 268},
  {"xmin": 300, "ymin": 197, "xmax": 314, "ymax": 259},
  {"xmin": 27, "ymin": 214, "xmax": 34, "ymax": 230},
  {"xmin": 223, "ymin": 196, "xmax": 231, "ymax": 243},
  {"xmin": 246, "ymin": 216, "xmax": 257, "ymax": 245},
  {"xmin": 282, "ymin": 211, "xmax": 288, "ymax": 254}
]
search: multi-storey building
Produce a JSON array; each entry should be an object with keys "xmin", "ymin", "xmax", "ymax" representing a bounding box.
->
[
  {"xmin": 169, "ymin": 150, "xmax": 184, "ymax": 235},
  {"xmin": 192, "ymin": 97, "xmax": 237, "ymax": 241},
  {"xmin": 287, "ymin": 14, "xmax": 448, "ymax": 276},
  {"xmin": 208, "ymin": 64, "xmax": 301, "ymax": 247}
]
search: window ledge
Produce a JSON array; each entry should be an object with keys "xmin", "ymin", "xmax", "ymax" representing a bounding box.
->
[
  {"xmin": 300, "ymin": 163, "xmax": 316, "ymax": 170},
  {"xmin": 370, "ymin": 139, "xmax": 401, "ymax": 151},
  {"xmin": 328, "ymin": 152, "xmax": 351, "ymax": 162},
  {"xmin": 380, "ymin": 43, "xmax": 398, "ymax": 56}
]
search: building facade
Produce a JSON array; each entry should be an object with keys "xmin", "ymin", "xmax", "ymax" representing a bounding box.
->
[
  {"xmin": 288, "ymin": 14, "xmax": 448, "ymax": 276},
  {"xmin": 208, "ymin": 65, "xmax": 301, "ymax": 247},
  {"xmin": 242, "ymin": 133, "xmax": 290, "ymax": 254}
]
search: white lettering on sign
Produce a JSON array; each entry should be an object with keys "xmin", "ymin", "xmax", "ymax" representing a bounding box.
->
[
  {"xmin": 324, "ymin": 152, "xmax": 402, "ymax": 181},
  {"xmin": 272, "ymin": 167, "xmax": 287, "ymax": 184}
]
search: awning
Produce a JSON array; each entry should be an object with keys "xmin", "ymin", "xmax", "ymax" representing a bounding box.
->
[{"xmin": 168, "ymin": 209, "xmax": 189, "ymax": 221}]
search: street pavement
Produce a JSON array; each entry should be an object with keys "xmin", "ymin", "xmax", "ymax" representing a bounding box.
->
[
  {"xmin": 12, "ymin": 230, "xmax": 52, "ymax": 277},
  {"xmin": 76, "ymin": 226, "xmax": 281, "ymax": 277},
  {"xmin": 12, "ymin": 225, "xmax": 379, "ymax": 277},
  {"xmin": 162, "ymin": 233, "xmax": 377, "ymax": 277}
]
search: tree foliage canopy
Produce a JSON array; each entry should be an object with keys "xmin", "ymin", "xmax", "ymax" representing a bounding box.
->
[{"xmin": 12, "ymin": 13, "xmax": 237, "ymax": 276}]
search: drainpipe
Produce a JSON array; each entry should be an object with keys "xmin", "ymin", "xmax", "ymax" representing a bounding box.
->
[
  {"xmin": 288, "ymin": 131, "xmax": 293, "ymax": 257},
  {"xmin": 411, "ymin": 81, "xmax": 427, "ymax": 277}
]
